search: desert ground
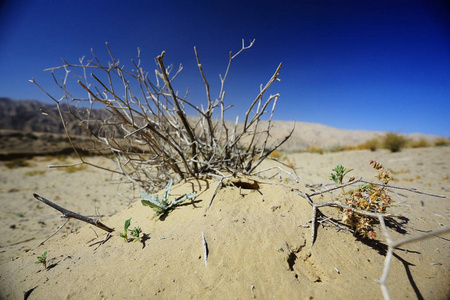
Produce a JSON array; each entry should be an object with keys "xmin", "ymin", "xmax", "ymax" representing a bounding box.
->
[{"xmin": 0, "ymin": 147, "xmax": 449, "ymax": 299}]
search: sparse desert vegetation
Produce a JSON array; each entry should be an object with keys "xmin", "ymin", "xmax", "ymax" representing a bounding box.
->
[
  {"xmin": 434, "ymin": 137, "xmax": 450, "ymax": 146},
  {"xmin": 1, "ymin": 141, "xmax": 449, "ymax": 300},
  {"xmin": 382, "ymin": 132, "xmax": 408, "ymax": 152},
  {"xmin": 0, "ymin": 42, "xmax": 448, "ymax": 300},
  {"xmin": 4, "ymin": 158, "xmax": 31, "ymax": 169}
]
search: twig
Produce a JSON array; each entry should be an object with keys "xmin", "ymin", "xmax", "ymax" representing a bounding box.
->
[
  {"xmin": 308, "ymin": 178, "xmax": 446, "ymax": 199},
  {"xmin": 38, "ymin": 218, "xmax": 69, "ymax": 247},
  {"xmin": 310, "ymin": 178, "xmax": 446, "ymax": 199},
  {"xmin": 205, "ymin": 177, "xmax": 224, "ymax": 212},
  {"xmin": 202, "ymin": 231, "xmax": 208, "ymax": 266},
  {"xmin": 308, "ymin": 178, "xmax": 363, "ymax": 197},
  {"xmin": 33, "ymin": 194, "xmax": 114, "ymax": 233},
  {"xmin": 9, "ymin": 237, "xmax": 36, "ymax": 247},
  {"xmin": 314, "ymin": 200, "xmax": 400, "ymax": 218},
  {"xmin": 89, "ymin": 232, "xmax": 112, "ymax": 250},
  {"xmin": 250, "ymin": 166, "xmax": 299, "ymax": 183},
  {"xmin": 47, "ymin": 162, "xmax": 85, "ymax": 168},
  {"xmin": 377, "ymin": 215, "xmax": 450, "ymax": 300},
  {"xmin": 360, "ymin": 180, "xmax": 446, "ymax": 198}
]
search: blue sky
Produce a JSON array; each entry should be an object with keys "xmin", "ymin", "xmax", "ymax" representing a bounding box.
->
[{"xmin": 1, "ymin": 0, "xmax": 449, "ymax": 136}]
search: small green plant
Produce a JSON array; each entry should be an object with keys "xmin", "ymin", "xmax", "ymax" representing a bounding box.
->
[
  {"xmin": 330, "ymin": 164, "xmax": 354, "ymax": 193},
  {"xmin": 141, "ymin": 179, "xmax": 197, "ymax": 218},
  {"xmin": 119, "ymin": 218, "xmax": 142, "ymax": 242},
  {"xmin": 130, "ymin": 226, "xmax": 142, "ymax": 242},
  {"xmin": 119, "ymin": 218, "xmax": 132, "ymax": 242},
  {"xmin": 331, "ymin": 161, "xmax": 393, "ymax": 239},
  {"xmin": 35, "ymin": 251, "xmax": 47, "ymax": 269}
]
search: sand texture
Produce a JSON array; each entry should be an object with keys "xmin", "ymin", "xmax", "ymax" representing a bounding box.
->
[{"xmin": 0, "ymin": 147, "xmax": 449, "ymax": 299}]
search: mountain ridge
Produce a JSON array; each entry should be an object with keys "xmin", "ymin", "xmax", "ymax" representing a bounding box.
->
[{"xmin": 0, "ymin": 98, "xmax": 441, "ymax": 154}]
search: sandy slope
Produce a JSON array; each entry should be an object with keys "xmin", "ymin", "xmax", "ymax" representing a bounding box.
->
[{"xmin": 0, "ymin": 148, "xmax": 449, "ymax": 299}]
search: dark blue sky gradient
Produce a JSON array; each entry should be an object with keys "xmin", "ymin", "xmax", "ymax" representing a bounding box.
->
[{"xmin": 1, "ymin": 0, "xmax": 449, "ymax": 136}]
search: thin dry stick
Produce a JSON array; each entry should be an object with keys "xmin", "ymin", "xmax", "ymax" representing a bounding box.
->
[
  {"xmin": 308, "ymin": 178, "xmax": 446, "ymax": 199},
  {"xmin": 38, "ymin": 218, "xmax": 69, "ymax": 247},
  {"xmin": 9, "ymin": 238, "xmax": 36, "ymax": 247},
  {"xmin": 205, "ymin": 177, "xmax": 224, "ymax": 212},
  {"xmin": 377, "ymin": 215, "xmax": 450, "ymax": 300},
  {"xmin": 360, "ymin": 180, "xmax": 446, "ymax": 198},
  {"xmin": 89, "ymin": 232, "xmax": 113, "ymax": 250},
  {"xmin": 156, "ymin": 51, "xmax": 198, "ymax": 175},
  {"xmin": 33, "ymin": 194, "xmax": 114, "ymax": 233},
  {"xmin": 251, "ymin": 166, "xmax": 299, "ymax": 183},
  {"xmin": 202, "ymin": 231, "xmax": 208, "ymax": 266}
]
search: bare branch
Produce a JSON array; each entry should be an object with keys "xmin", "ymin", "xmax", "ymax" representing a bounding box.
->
[
  {"xmin": 33, "ymin": 194, "xmax": 114, "ymax": 233},
  {"xmin": 377, "ymin": 215, "xmax": 450, "ymax": 300}
]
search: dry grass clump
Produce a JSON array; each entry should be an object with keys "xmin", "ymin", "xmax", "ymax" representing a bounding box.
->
[
  {"xmin": 24, "ymin": 170, "xmax": 47, "ymax": 176},
  {"xmin": 409, "ymin": 138, "xmax": 430, "ymax": 148},
  {"xmin": 306, "ymin": 146, "xmax": 323, "ymax": 154},
  {"xmin": 363, "ymin": 137, "xmax": 380, "ymax": 151},
  {"xmin": 358, "ymin": 133, "xmax": 406, "ymax": 153},
  {"xmin": 268, "ymin": 150, "xmax": 282, "ymax": 159},
  {"xmin": 434, "ymin": 137, "xmax": 450, "ymax": 147},
  {"xmin": 382, "ymin": 133, "xmax": 408, "ymax": 152},
  {"xmin": 358, "ymin": 134, "xmax": 448, "ymax": 152},
  {"xmin": 32, "ymin": 40, "xmax": 293, "ymax": 192},
  {"xmin": 58, "ymin": 164, "xmax": 88, "ymax": 173},
  {"xmin": 5, "ymin": 158, "xmax": 32, "ymax": 169}
]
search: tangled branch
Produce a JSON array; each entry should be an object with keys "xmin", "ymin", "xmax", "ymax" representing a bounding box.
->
[{"xmin": 31, "ymin": 40, "xmax": 293, "ymax": 193}]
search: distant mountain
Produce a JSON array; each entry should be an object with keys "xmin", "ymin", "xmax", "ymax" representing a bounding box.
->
[
  {"xmin": 0, "ymin": 98, "xmax": 441, "ymax": 153},
  {"xmin": 0, "ymin": 97, "xmax": 64, "ymax": 133},
  {"xmin": 0, "ymin": 97, "xmax": 110, "ymax": 136}
]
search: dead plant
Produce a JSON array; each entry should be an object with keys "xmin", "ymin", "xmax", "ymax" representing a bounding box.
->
[{"xmin": 31, "ymin": 40, "xmax": 293, "ymax": 193}]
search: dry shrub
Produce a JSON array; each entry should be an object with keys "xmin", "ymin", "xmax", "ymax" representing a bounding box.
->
[
  {"xmin": 409, "ymin": 138, "xmax": 430, "ymax": 148},
  {"xmin": 306, "ymin": 146, "xmax": 323, "ymax": 154},
  {"xmin": 5, "ymin": 158, "xmax": 31, "ymax": 169},
  {"xmin": 25, "ymin": 170, "xmax": 47, "ymax": 176},
  {"xmin": 32, "ymin": 40, "xmax": 293, "ymax": 192},
  {"xmin": 339, "ymin": 161, "xmax": 392, "ymax": 239},
  {"xmin": 382, "ymin": 133, "xmax": 407, "ymax": 152},
  {"xmin": 434, "ymin": 137, "xmax": 450, "ymax": 147},
  {"xmin": 363, "ymin": 137, "xmax": 380, "ymax": 151}
]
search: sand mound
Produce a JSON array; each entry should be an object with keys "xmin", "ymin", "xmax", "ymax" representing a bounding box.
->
[{"xmin": 0, "ymin": 148, "xmax": 449, "ymax": 299}]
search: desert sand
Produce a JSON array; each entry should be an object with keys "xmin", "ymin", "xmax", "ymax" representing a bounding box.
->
[{"xmin": 0, "ymin": 147, "xmax": 449, "ymax": 299}]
